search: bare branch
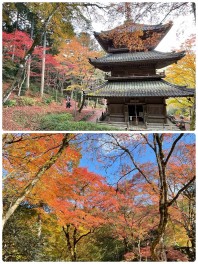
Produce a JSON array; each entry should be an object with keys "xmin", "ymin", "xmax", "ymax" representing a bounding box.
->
[
  {"xmin": 168, "ymin": 176, "xmax": 195, "ymax": 207},
  {"xmin": 109, "ymin": 134, "xmax": 157, "ymax": 193},
  {"xmin": 164, "ymin": 134, "xmax": 184, "ymax": 165}
]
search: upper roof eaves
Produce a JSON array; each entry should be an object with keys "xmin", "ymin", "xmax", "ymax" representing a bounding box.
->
[{"xmin": 94, "ymin": 21, "xmax": 173, "ymax": 53}]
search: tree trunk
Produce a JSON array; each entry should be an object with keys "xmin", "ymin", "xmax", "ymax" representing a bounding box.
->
[
  {"xmin": 78, "ymin": 92, "xmax": 86, "ymax": 113},
  {"xmin": 190, "ymin": 105, "xmax": 195, "ymax": 130},
  {"xmin": 3, "ymin": 66, "xmax": 26, "ymax": 103},
  {"xmin": 11, "ymin": 12, "xmax": 19, "ymax": 62},
  {"xmin": 18, "ymin": 68, "xmax": 27, "ymax": 96},
  {"xmin": 2, "ymin": 134, "xmax": 70, "ymax": 230},
  {"xmin": 26, "ymin": 17, "xmax": 34, "ymax": 93},
  {"xmin": 138, "ymin": 239, "xmax": 141, "ymax": 261},
  {"xmin": 94, "ymin": 98, "xmax": 98, "ymax": 108},
  {"xmin": 40, "ymin": 31, "xmax": 46, "ymax": 98},
  {"xmin": 63, "ymin": 225, "xmax": 77, "ymax": 261},
  {"xmin": 3, "ymin": 33, "xmax": 41, "ymax": 103},
  {"xmin": 26, "ymin": 57, "xmax": 31, "ymax": 91},
  {"xmin": 191, "ymin": 2, "xmax": 196, "ymax": 21},
  {"xmin": 159, "ymin": 236, "xmax": 167, "ymax": 261},
  {"xmin": 125, "ymin": 3, "xmax": 132, "ymax": 21},
  {"xmin": 150, "ymin": 196, "xmax": 169, "ymax": 261},
  {"xmin": 150, "ymin": 134, "xmax": 169, "ymax": 261},
  {"xmin": 71, "ymin": 226, "xmax": 78, "ymax": 261},
  {"xmin": 38, "ymin": 214, "xmax": 42, "ymax": 239},
  {"xmin": 62, "ymin": 224, "xmax": 93, "ymax": 261},
  {"xmin": 123, "ymin": 237, "xmax": 129, "ymax": 253}
]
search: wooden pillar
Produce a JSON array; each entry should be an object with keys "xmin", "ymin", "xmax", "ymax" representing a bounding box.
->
[
  {"xmin": 124, "ymin": 104, "xmax": 128, "ymax": 122},
  {"xmin": 164, "ymin": 98, "xmax": 167, "ymax": 124}
]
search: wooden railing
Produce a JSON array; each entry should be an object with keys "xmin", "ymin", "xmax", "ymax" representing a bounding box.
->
[{"xmin": 105, "ymin": 72, "xmax": 165, "ymax": 80}]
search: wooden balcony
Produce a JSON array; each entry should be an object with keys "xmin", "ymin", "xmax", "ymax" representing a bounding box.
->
[{"xmin": 105, "ymin": 72, "xmax": 165, "ymax": 80}]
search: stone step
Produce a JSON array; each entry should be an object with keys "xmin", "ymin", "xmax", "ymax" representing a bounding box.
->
[
  {"xmin": 146, "ymin": 123, "xmax": 180, "ymax": 130},
  {"xmin": 97, "ymin": 121, "xmax": 181, "ymax": 131}
]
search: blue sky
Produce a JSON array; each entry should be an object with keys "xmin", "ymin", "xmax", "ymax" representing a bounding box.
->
[
  {"xmin": 2, "ymin": 133, "xmax": 195, "ymax": 186},
  {"xmin": 79, "ymin": 133, "xmax": 195, "ymax": 185}
]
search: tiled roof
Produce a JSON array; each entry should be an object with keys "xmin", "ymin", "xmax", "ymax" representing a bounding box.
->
[
  {"xmin": 87, "ymin": 80, "xmax": 194, "ymax": 98},
  {"xmin": 95, "ymin": 21, "xmax": 172, "ymax": 35},
  {"xmin": 89, "ymin": 51, "xmax": 185, "ymax": 69},
  {"xmin": 94, "ymin": 21, "xmax": 172, "ymax": 52}
]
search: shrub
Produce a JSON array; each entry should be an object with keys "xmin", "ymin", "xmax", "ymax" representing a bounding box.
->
[
  {"xmin": 18, "ymin": 96, "xmax": 36, "ymax": 106},
  {"xmin": 80, "ymin": 113, "xmax": 93, "ymax": 121},
  {"xmin": 43, "ymin": 97, "xmax": 54, "ymax": 105},
  {"xmin": 39, "ymin": 113, "xmax": 119, "ymax": 131},
  {"xmin": 39, "ymin": 113, "xmax": 74, "ymax": 130},
  {"xmin": 3, "ymin": 100, "xmax": 17, "ymax": 107}
]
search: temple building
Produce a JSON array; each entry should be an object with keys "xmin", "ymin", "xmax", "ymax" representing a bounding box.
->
[{"xmin": 87, "ymin": 21, "xmax": 194, "ymax": 129}]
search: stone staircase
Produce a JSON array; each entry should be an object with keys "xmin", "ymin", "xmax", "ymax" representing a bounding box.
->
[
  {"xmin": 97, "ymin": 121, "xmax": 181, "ymax": 131},
  {"xmin": 97, "ymin": 121, "xmax": 129, "ymax": 130},
  {"xmin": 145, "ymin": 122, "xmax": 180, "ymax": 131}
]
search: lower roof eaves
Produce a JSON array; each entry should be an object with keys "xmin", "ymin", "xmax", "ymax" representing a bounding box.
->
[{"xmin": 86, "ymin": 79, "xmax": 194, "ymax": 98}]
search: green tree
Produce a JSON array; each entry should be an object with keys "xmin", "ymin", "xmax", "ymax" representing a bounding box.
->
[{"xmin": 166, "ymin": 35, "xmax": 196, "ymax": 129}]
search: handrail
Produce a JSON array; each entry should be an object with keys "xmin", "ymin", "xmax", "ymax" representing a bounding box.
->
[{"xmin": 105, "ymin": 73, "xmax": 165, "ymax": 79}]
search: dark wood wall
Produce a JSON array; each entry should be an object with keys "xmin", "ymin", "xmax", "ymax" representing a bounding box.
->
[
  {"xmin": 106, "ymin": 97, "xmax": 167, "ymax": 123},
  {"xmin": 111, "ymin": 65, "xmax": 156, "ymax": 77}
]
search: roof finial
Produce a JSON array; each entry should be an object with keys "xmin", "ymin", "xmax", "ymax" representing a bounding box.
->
[{"xmin": 125, "ymin": 3, "xmax": 132, "ymax": 22}]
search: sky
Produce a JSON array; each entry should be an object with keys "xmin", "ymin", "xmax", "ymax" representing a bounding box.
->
[
  {"xmin": 91, "ymin": 4, "xmax": 196, "ymax": 52},
  {"xmin": 79, "ymin": 133, "xmax": 196, "ymax": 185},
  {"xmin": 157, "ymin": 13, "xmax": 196, "ymax": 52}
]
